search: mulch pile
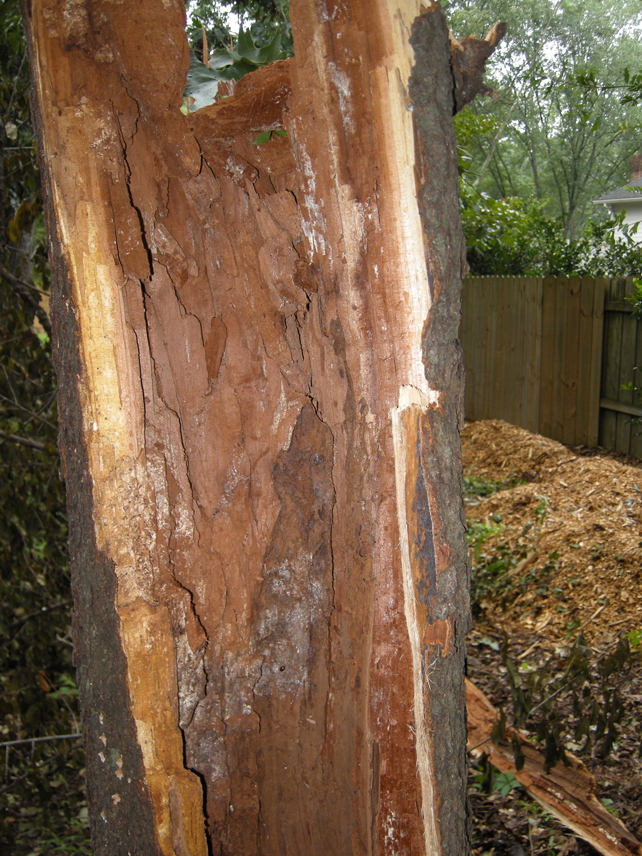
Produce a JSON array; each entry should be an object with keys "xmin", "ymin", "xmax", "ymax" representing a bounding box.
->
[
  {"xmin": 461, "ymin": 420, "xmax": 642, "ymax": 856},
  {"xmin": 462, "ymin": 419, "xmax": 642, "ymax": 650}
]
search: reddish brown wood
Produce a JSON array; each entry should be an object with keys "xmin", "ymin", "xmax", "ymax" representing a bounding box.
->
[{"xmin": 24, "ymin": 0, "xmax": 502, "ymax": 852}]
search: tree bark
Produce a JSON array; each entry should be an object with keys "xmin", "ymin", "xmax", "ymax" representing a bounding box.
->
[{"xmin": 23, "ymin": 0, "xmax": 479, "ymax": 853}]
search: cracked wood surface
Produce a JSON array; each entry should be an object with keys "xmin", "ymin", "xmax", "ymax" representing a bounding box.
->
[
  {"xmin": 24, "ymin": 0, "xmax": 483, "ymax": 853},
  {"xmin": 467, "ymin": 679, "xmax": 642, "ymax": 856}
]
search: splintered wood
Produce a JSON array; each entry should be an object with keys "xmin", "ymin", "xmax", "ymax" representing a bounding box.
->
[
  {"xmin": 466, "ymin": 679, "xmax": 642, "ymax": 856},
  {"xmin": 462, "ymin": 420, "xmax": 642, "ymax": 647},
  {"xmin": 24, "ymin": 0, "xmax": 502, "ymax": 852}
]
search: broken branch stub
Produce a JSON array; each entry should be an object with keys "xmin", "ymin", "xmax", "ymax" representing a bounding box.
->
[
  {"xmin": 24, "ymin": 0, "xmax": 502, "ymax": 852},
  {"xmin": 450, "ymin": 21, "xmax": 508, "ymax": 113}
]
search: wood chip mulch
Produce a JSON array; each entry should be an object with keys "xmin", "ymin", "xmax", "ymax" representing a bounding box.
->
[{"xmin": 461, "ymin": 419, "xmax": 642, "ymax": 650}]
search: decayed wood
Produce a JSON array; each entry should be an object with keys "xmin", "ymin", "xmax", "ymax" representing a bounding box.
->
[
  {"xmin": 24, "ymin": 0, "xmax": 502, "ymax": 852},
  {"xmin": 466, "ymin": 679, "xmax": 642, "ymax": 856}
]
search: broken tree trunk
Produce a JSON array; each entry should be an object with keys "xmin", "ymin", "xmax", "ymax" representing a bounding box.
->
[{"xmin": 23, "ymin": 0, "xmax": 499, "ymax": 853}]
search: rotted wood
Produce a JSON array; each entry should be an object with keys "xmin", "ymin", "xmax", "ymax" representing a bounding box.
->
[
  {"xmin": 467, "ymin": 679, "xmax": 642, "ymax": 856},
  {"xmin": 24, "ymin": 0, "xmax": 501, "ymax": 853}
]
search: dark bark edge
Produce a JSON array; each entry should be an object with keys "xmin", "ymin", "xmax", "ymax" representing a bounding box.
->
[{"xmin": 409, "ymin": 5, "xmax": 472, "ymax": 855}]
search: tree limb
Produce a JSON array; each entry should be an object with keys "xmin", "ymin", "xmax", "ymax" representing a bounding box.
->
[
  {"xmin": 0, "ymin": 428, "xmax": 49, "ymax": 450},
  {"xmin": 8, "ymin": 598, "xmax": 72, "ymax": 630}
]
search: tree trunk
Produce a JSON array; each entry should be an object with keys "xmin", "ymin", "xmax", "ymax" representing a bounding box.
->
[{"xmin": 23, "ymin": 0, "xmax": 477, "ymax": 853}]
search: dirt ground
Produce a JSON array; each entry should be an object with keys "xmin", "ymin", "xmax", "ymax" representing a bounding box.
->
[{"xmin": 461, "ymin": 420, "xmax": 642, "ymax": 856}]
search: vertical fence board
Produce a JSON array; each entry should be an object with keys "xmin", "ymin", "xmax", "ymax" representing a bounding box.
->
[
  {"xmin": 511, "ymin": 277, "xmax": 526, "ymax": 425},
  {"xmin": 525, "ymin": 277, "xmax": 542, "ymax": 434},
  {"xmin": 575, "ymin": 277, "xmax": 595, "ymax": 446},
  {"xmin": 474, "ymin": 278, "xmax": 490, "ymax": 421},
  {"xmin": 587, "ymin": 277, "xmax": 606, "ymax": 448},
  {"xmin": 460, "ymin": 277, "xmax": 473, "ymax": 421},
  {"xmin": 504, "ymin": 277, "xmax": 516, "ymax": 423},
  {"xmin": 599, "ymin": 278, "xmax": 624, "ymax": 451},
  {"xmin": 562, "ymin": 277, "xmax": 581, "ymax": 445},
  {"xmin": 631, "ymin": 298, "xmax": 642, "ymax": 459},
  {"xmin": 493, "ymin": 279, "xmax": 508, "ymax": 421},
  {"xmin": 460, "ymin": 275, "xmax": 639, "ymax": 457},
  {"xmin": 484, "ymin": 277, "xmax": 498, "ymax": 420},
  {"xmin": 615, "ymin": 278, "xmax": 637, "ymax": 453},
  {"xmin": 539, "ymin": 277, "xmax": 557, "ymax": 439},
  {"xmin": 551, "ymin": 278, "xmax": 569, "ymax": 442}
]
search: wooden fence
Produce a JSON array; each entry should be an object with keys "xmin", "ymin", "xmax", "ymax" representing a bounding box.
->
[{"xmin": 460, "ymin": 276, "xmax": 642, "ymax": 457}]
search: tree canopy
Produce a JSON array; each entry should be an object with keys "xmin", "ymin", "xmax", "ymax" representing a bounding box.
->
[{"xmin": 445, "ymin": 0, "xmax": 642, "ymax": 236}]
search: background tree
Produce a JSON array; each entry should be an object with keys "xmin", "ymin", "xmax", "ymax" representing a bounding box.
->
[{"xmin": 445, "ymin": 0, "xmax": 642, "ymax": 236}]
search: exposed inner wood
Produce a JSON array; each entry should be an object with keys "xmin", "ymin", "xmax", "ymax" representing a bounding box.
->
[
  {"xmin": 25, "ymin": 0, "xmax": 476, "ymax": 852},
  {"xmin": 467, "ymin": 678, "xmax": 642, "ymax": 856}
]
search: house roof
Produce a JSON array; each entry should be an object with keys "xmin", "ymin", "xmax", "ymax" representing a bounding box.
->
[{"xmin": 594, "ymin": 177, "xmax": 642, "ymax": 204}]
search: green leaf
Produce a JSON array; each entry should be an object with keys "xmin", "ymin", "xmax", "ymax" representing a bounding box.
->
[
  {"xmin": 184, "ymin": 55, "xmax": 224, "ymax": 111},
  {"xmin": 236, "ymin": 28, "xmax": 284, "ymax": 66},
  {"xmin": 254, "ymin": 131, "xmax": 273, "ymax": 145}
]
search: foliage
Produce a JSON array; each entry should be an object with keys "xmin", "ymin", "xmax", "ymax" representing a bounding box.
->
[
  {"xmin": 463, "ymin": 469, "xmax": 522, "ymax": 499},
  {"xmin": 472, "ymin": 756, "xmax": 521, "ymax": 797},
  {"xmin": 494, "ymin": 631, "xmax": 639, "ymax": 772},
  {"xmin": 187, "ymin": 0, "xmax": 291, "ymax": 55},
  {"xmin": 461, "ymin": 181, "xmax": 642, "ymax": 276},
  {"xmin": 184, "ymin": 0, "xmax": 292, "ymax": 111},
  {"xmin": 183, "ymin": 27, "xmax": 287, "ymax": 110},
  {"xmin": 467, "ymin": 473, "xmax": 642, "ymax": 775},
  {"xmin": 445, "ymin": 0, "xmax": 642, "ymax": 234},
  {"xmin": 627, "ymin": 277, "xmax": 642, "ymax": 320},
  {"xmin": 456, "ymin": 105, "xmax": 642, "ymax": 277},
  {"xmin": 626, "ymin": 628, "xmax": 642, "ymax": 649},
  {"xmin": 466, "ymin": 486, "xmax": 556, "ymax": 615}
]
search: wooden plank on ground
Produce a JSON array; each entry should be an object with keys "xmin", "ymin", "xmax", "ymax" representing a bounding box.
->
[
  {"xmin": 466, "ymin": 679, "xmax": 642, "ymax": 856},
  {"xmin": 539, "ymin": 276, "xmax": 557, "ymax": 438},
  {"xmin": 563, "ymin": 276, "xmax": 581, "ymax": 445},
  {"xmin": 588, "ymin": 277, "xmax": 606, "ymax": 448}
]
